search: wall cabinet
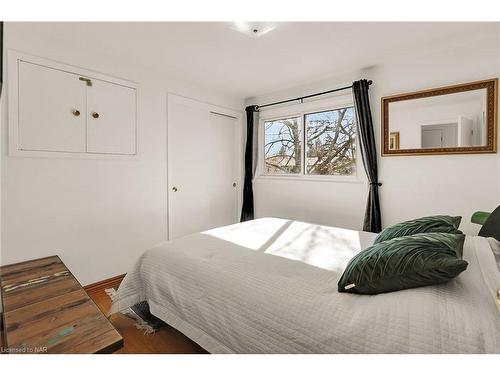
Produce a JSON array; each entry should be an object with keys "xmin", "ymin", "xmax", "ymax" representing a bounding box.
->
[
  {"xmin": 86, "ymin": 78, "xmax": 136, "ymax": 155},
  {"xmin": 9, "ymin": 51, "xmax": 138, "ymax": 158}
]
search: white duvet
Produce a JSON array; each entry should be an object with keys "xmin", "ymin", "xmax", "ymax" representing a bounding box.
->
[{"xmin": 110, "ymin": 218, "xmax": 500, "ymax": 353}]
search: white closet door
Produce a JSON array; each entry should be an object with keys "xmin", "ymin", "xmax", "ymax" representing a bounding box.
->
[
  {"xmin": 86, "ymin": 79, "xmax": 136, "ymax": 155},
  {"xmin": 18, "ymin": 62, "xmax": 86, "ymax": 152},
  {"xmin": 422, "ymin": 129, "xmax": 443, "ymax": 148},
  {"xmin": 168, "ymin": 97, "xmax": 239, "ymax": 239}
]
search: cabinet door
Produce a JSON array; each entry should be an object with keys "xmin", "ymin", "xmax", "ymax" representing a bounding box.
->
[
  {"xmin": 18, "ymin": 62, "xmax": 86, "ymax": 152},
  {"xmin": 86, "ymin": 79, "xmax": 137, "ymax": 155}
]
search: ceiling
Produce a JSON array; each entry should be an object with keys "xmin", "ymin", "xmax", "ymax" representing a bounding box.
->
[{"xmin": 11, "ymin": 22, "xmax": 500, "ymax": 100}]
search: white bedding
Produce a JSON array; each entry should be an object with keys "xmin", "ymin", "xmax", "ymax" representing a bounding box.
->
[{"xmin": 110, "ymin": 218, "xmax": 500, "ymax": 353}]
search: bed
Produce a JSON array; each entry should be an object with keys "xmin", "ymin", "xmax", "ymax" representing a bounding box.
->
[{"xmin": 110, "ymin": 217, "xmax": 500, "ymax": 353}]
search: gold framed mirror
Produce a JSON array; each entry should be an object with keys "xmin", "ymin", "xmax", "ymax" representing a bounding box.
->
[{"xmin": 381, "ymin": 78, "xmax": 498, "ymax": 156}]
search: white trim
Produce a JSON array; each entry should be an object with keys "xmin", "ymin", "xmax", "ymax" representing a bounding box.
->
[
  {"xmin": 7, "ymin": 50, "xmax": 140, "ymax": 160},
  {"xmin": 166, "ymin": 93, "xmax": 244, "ymax": 240},
  {"xmin": 9, "ymin": 50, "xmax": 138, "ymax": 88},
  {"xmin": 254, "ymin": 175, "xmax": 364, "ymax": 184},
  {"xmin": 167, "ymin": 93, "xmax": 241, "ymax": 119},
  {"xmin": 258, "ymin": 94, "xmax": 354, "ymax": 121},
  {"xmin": 255, "ymin": 94, "xmax": 363, "ymax": 183}
]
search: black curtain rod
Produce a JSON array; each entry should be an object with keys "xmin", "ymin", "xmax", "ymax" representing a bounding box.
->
[{"xmin": 255, "ymin": 80, "xmax": 372, "ymax": 110}]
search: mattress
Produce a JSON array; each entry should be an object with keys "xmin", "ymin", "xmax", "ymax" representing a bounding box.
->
[{"xmin": 110, "ymin": 217, "xmax": 500, "ymax": 353}]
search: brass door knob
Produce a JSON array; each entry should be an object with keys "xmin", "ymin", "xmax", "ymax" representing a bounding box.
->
[
  {"xmin": 72, "ymin": 109, "xmax": 81, "ymax": 117},
  {"xmin": 91, "ymin": 112, "xmax": 99, "ymax": 119},
  {"xmin": 172, "ymin": 187, "xmax": 178, "ymax": 192}
]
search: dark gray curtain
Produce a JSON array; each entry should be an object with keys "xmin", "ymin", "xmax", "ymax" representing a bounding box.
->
[
  {"xmin": 352, "ymin": 79, "xmax": 382, "ymax": 232},
  {"xmin": 240, "ymin": 105, "xmax": 258, "ymax": 222}
]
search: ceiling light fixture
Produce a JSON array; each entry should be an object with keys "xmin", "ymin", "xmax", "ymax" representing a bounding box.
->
[{"xmin": 232, "ymin": 22, "xmax": 276, "ymax": 38}]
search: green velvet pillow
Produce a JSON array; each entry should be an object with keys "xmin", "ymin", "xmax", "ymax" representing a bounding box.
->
[
  {"xmin": 338, "ymin": 232, "xmax": 467, "ymax": 294},
  {"xmin": 373, "ymin": 215, "xmax": 462, "ymax": 244}
]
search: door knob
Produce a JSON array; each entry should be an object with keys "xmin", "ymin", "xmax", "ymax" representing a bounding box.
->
[
  {"xmin": 91, "ymin": 112, "xmax": 100, "ymax": 119},
  {"xmin": 172, "ymin": 187, "xmax": 178, "ymax": 192},
  {"xmin": 72, "ymin": 109, "xmax": 81, "ymax": 117}
]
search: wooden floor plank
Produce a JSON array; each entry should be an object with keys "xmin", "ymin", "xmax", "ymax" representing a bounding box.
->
[
  {"xmin": 1, "ymin": 269, "xmax": 207, "ymax": 354},
  {"xmin": 88, "ymin": 283, "xmax": 207, "ymax": 354}
]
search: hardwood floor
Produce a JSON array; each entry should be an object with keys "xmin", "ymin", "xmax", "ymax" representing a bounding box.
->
[
  {"xmin": 87, "ymin": 281, "xmax": 207, "ymax": 354},
  {"xmin": 0, "ymin": 276, "xmax": 206, "ymax": 354}
]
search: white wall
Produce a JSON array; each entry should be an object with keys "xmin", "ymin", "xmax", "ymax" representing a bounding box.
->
[
  {"xmin": 250, "ymin": 30, "xmax": 500, "ymax": 235},
  {"xmin": 0, "ymin": 23, "xmax": 244, "ymax": 287}
]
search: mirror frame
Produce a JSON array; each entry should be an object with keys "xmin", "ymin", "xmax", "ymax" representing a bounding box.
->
[{"xmin": 381, "ymin": 78, "xmax": 498, "ymax": 156}]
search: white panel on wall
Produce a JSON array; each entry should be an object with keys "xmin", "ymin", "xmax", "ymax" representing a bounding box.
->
[
  {"xmin": 9, "ymin": 51, "xmax": 139, "ymax": 158},
  {"xmin": 18, "ymin": 61, "xmax": 86, "ymax": 152},
  {"xmin": 86, "ymin": 79, "xmax": 137, "ymax": 155}
]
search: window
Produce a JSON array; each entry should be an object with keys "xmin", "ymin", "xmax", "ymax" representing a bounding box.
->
[
  {"xmin": 262, "ymin": 106, "xmax": 357, "ymax": 178},
  {"xmin": 264, "ymin": 117, "xmax": 302, "ymax": 174},
  {"xmin": 305, "ymin": 108, "xmax": 356, "ymax": 176}
]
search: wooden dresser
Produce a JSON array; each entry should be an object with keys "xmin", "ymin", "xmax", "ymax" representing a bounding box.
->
[{"xmin": 0, "ymin": 256, "xmax": 123, "ymax": 354}]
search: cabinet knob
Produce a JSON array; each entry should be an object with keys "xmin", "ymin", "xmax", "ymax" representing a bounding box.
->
[
  {"xmin": 72, "ymin": 109, "xmax": 81, "ymax": 117},
  {"xmin": 232, "ymin": 182, "xmax": 237, "ymax": 187},
  {"xmin": 172, "ymin": 187, "xmax": 178, "ymax": 192},
  {"xmin": 91, "ymin": 112, "xmax": 100, "ymax": 119}
]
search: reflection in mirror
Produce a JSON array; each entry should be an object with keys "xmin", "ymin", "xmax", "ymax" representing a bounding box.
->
[
  {"xmin": 389, "ymin": 132, "xmax": 400, "ymax": 150},
  {"xmin": 382, "ymin": 79, "xmax": 497, "ymax": 156},
  {"xmin": 389, "ymin": 89, "xmax": 487, "ymax": 149}
]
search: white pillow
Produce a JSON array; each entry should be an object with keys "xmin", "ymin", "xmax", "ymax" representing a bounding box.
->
[{"xmin": 487, "ymin": 237, "xmax": 500, "ymax": 272}]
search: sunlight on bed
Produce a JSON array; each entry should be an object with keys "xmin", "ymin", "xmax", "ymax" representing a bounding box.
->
[
  {"xmin": 203, "ymin": 218, "xmax": 371, "ymax": 273},
  {"xmin": 202, "ymin": 218, "xmax": 293, "ymax": 250},
  {"xmin": 263, "ymin": 223, "xmax": 364, "ymax": 272}
]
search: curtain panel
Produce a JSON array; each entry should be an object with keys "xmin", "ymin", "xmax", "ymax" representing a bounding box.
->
[
  {"xmin": 352, "ymin": 79, "xmax": 382, "ymax": 233},
  {"xmin": 240, "ymin": 105, "xmax": 258, "ymax": 222}
]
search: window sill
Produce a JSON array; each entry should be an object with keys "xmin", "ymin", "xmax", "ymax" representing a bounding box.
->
[{"xmin": 254, "ymin": 174, "xmax": 365, "ymax": 184}]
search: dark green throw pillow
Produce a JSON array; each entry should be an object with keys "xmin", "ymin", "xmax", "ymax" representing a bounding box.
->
[
  {"xmin": 374, "ymin": 215, "xmax": 462, "ymax": 244},
  {"xmin": 338, "ymin": 232, "xmax": 467, "ymax": 294}
]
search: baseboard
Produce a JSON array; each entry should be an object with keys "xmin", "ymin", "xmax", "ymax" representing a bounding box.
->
[{"xmin": 84, "ymin": 274, "xmax": 126, "ymax": 294}]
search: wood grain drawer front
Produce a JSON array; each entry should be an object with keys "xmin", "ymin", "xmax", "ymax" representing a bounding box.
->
[
  {"xmin": 5, "ymin": 289, "xmax": 119, "ymax": 354},
  {"xmin": 0, "ymin": 256, "xmax": 123, "ymax": 354},
  {"xmin": 0, "ymin": 256, "xmax": 79, "ymax": 311}
]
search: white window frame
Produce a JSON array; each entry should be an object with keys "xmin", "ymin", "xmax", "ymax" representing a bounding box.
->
[{"xmin": 257, "ymin": 94, "xmax": 363, "ymax": 183}]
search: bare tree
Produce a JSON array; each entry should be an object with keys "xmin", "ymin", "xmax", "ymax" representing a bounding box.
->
[
  {"xmin": 264, "ymin": 118, "xmax": 301, "ymax": 173},
  {"xmin": 264, "ymin": 109, "xmax": 356, "ymax": 175}
]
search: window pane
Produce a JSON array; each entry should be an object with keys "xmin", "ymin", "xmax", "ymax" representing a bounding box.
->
[
  {"xmin": 264, "ymin": 117, "xmax": 302, "ymax": 174},
  {"xmin": 305, "ymin": 107, "xmax": 356, "ymax": 176}
]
